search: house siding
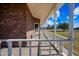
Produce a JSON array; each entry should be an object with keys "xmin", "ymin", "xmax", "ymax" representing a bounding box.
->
[{"xmin": 0, "ymin": 3, "xmax": 40, "ymax": 39}]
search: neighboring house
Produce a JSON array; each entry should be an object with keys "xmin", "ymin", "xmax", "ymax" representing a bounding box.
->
[{"xmin": 57, "ymin": 28, "xmax": 63, "ymax": 32}]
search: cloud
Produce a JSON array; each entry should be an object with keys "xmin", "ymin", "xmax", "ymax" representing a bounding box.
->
[
  {"xmin": 74, "ymin": 7, "xmax": 79, "ymax": 16},
  {"xmin": 67, "ymin": 16, "xmax": 69, "ymax": 19},
  {"xmin": 66, "ymin": 15, "xmax": 77, "ymax": 19},
  {"xmin": 74, "ymin": 23, "xmax": 79, "ymax": 28},
  {"xmin": 51, "ymin": 10, "xmax": 60, "ymax": 18},
  {"xmin": 66, "ymin": 7, "xmax": 79, "ymax": 20},
  {"xmin": 46, "ymin": 20, "xmax": 54, "ymax": 26},
  {"xmin": 74, "ymin": 16, "xmax": 77, "ymax": 19},
  {"xmin": 56, "ymin": 10, "xmax": 60, "ymax": 17}
]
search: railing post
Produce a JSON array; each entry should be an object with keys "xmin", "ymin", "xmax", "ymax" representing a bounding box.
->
[
  {"xmin": 57, "ymin": 41, "xmax": 59, "ymax": 48},
  {"xmin": 68, "ymin": 3, "xmax": 74, "ymax": 56},
  {"xmin": 8, "ymin": 41, "xmax": 12, "ymax": 56},
  {"xmin": 19, "ymin": 41, "xmax": 22, "ymax": 56},
  {"xmin": 29, "ymin": 40, "xmax": 32, "ymax": 56},
  {"xmin": 49, "ymin": 40, "xmax": 51, "ymax": 56},
  {"xmin": 59, "ymin": 42, "xmax": 63, "ymax": 56},
  {"xmin": 0, "ymin": 41, "xmax": 1, "ymax": 56},
  {"xmin": 38, "ymin": 40, "xmax": 41, "ymax": 56}
]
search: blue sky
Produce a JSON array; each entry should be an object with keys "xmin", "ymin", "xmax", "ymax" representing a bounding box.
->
[{"xmin": 43, "ymin": 3, "xmax": 79, "ymax": 28}]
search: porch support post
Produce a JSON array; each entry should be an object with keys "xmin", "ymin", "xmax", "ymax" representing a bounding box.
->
[
  {"xmin": 68, "ymin": 3, "xmax": 74, "ymax": 56},
  {"xmin": 45, "ymin": 22, "xmax": 46, "ymax": 30},
  {"xmin": 54, "ymin": 10, "xmax": 56, "ymax": 45},
  {"xmin": 45, "ymin": 26, "xmax": 46, "ymax": 30},
  {"xmin": 39, "ymin": 23, "xmax": 41, "ymax": 39},
  {"xmin": 37, "ymin": 23, "xmax": 41, "ymax": 56}
]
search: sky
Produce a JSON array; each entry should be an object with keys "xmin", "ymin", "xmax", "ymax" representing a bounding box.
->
[{"xmin": 43, "ymin": 3, "xmax": 79, "ymax": 28}]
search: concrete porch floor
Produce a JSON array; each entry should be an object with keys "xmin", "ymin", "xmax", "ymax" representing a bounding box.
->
[{"xmin": 0, "ymin": 31, "xmax": 59, "ymax": 56}]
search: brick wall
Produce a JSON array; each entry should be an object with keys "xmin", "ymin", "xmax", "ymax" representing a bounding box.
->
[{"xmin": 0, "ymin": 4, "xmax": 40, "ymax": 39}]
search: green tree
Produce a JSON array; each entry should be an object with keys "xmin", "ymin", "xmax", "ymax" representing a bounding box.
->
[{"xmin": 57, "ymin": 23, "xmax": 68, "ymax": 32}]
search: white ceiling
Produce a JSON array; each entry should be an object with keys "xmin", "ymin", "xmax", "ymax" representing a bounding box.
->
[{"xmin": 27, "ymin": 3, "xmax": 63, "ymax": 25}]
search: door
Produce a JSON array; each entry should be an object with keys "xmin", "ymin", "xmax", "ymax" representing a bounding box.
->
[{"xmin": 34, "ymin": 23, "xmax": 39, "ymax": 32}]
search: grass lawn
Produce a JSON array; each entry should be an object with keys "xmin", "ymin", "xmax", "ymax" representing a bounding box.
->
[{"xmin": 56, "ymin": 30, "xmax": 79, "ymax": 55}]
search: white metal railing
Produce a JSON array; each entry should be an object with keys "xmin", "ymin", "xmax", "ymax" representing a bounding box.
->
[
  {"xmin": 0, "ymin": 41, "xmax": 1, "ymax": 56},
  {"xmin": 0, "ymin": 38, "xmax": 69, "ymax": 56},
  {"xmin": 55, "ymin": 34, "xmax": 75, "ymax": 56},
  {"xmin": 43, "ymin": 31, "xmax": 74, "ymax": 56}
]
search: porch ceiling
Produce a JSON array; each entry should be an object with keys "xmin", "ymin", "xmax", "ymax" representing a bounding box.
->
[{"xmin": 27, "ymin": 3, "xmax": 63, "ymax": 25}]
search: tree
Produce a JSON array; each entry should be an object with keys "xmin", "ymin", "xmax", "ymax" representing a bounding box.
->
[
  {"xmin": 74, "ymin": 27, "xmax": 79, "ymax": 30},
  {"xmin": 47, "ymin": 24, "xmax": 51, "ymax": 29},
  {"xmin": 57, "ymin": 23, "xmax": 69, "ymax": 32}
]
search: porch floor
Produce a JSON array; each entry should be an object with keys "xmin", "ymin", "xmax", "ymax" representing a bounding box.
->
[{"xmin": 0, "ymin": 31, "xmax": 64, "ymax": 56}]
